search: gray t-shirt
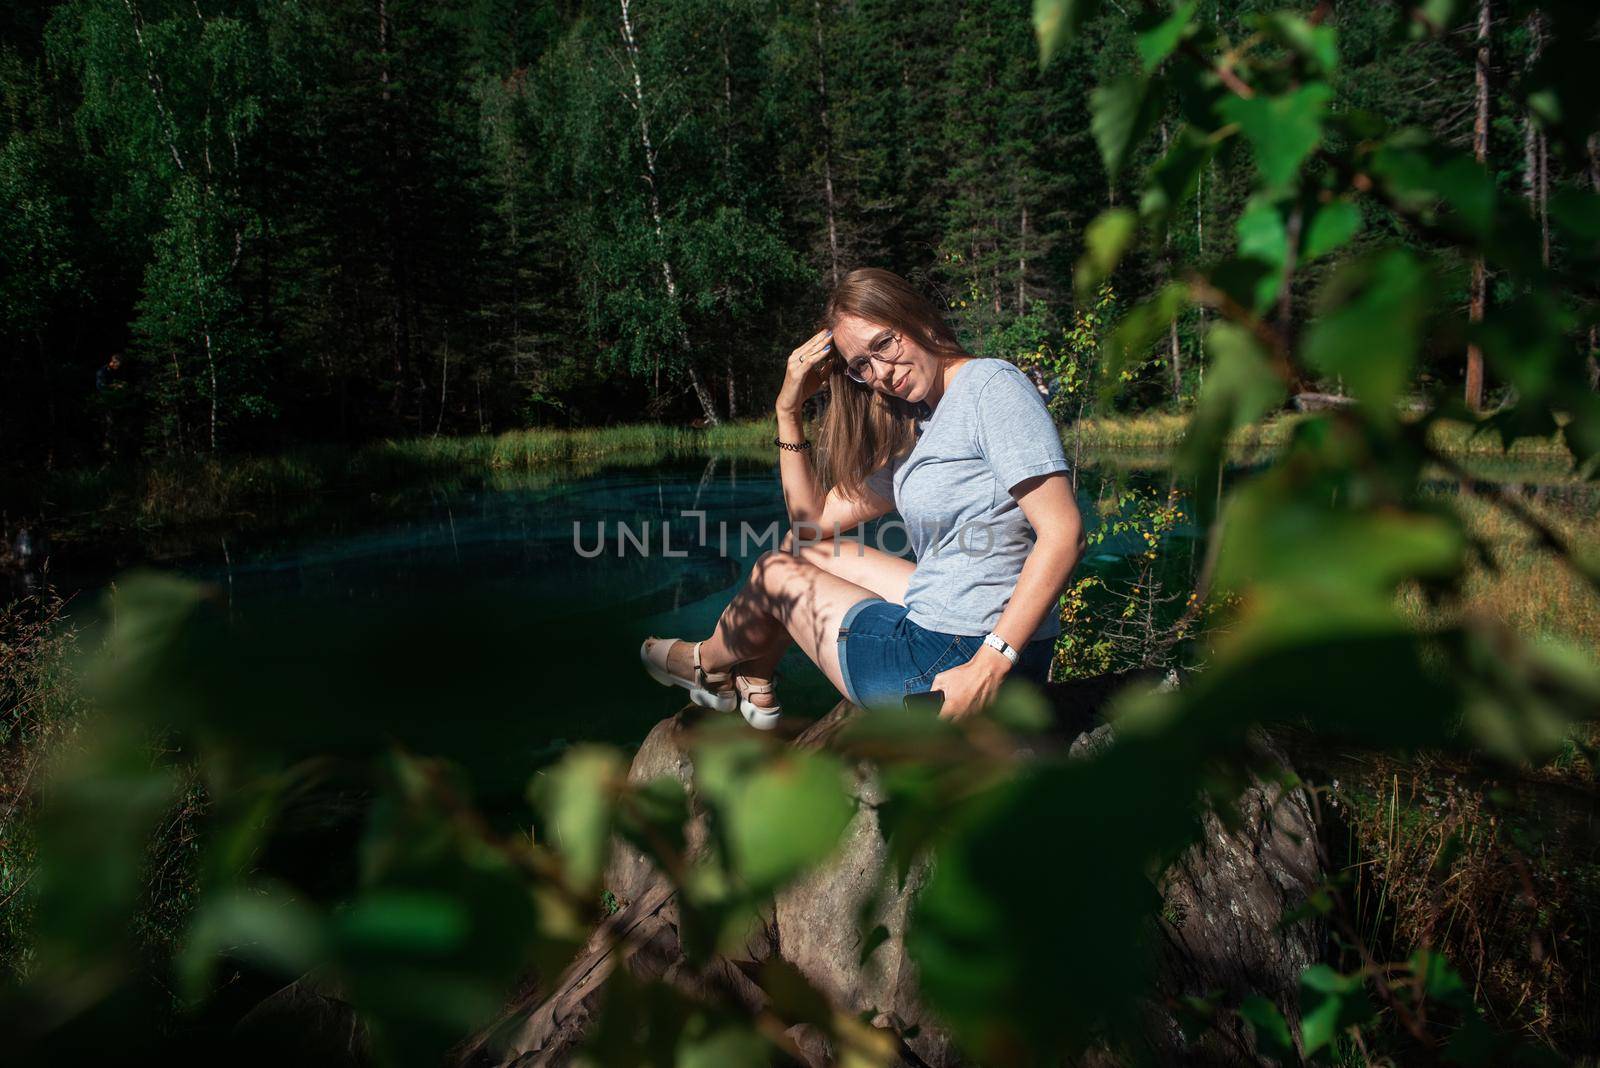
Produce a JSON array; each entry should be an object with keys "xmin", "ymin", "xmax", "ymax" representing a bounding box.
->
[{"xmin": 865, "ymin": 357, "xmax": 1071, "ymax": 641}]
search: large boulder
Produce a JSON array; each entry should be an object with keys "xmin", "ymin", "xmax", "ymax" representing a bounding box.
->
[
  {"xmin": 466, "ymin": 675, "xmax": 1325, "ymax": 1067},
  {"xmin": 773, "ymin": 705, "xmax": 1323, "ymax": 1067},
  {"xmin": 1131, "ymin": 727, "xmax": 1323, "ymax": 1062},
  {"xmin": 771, "ymin": 704, "xmax": 951, "ymax": 1067}
]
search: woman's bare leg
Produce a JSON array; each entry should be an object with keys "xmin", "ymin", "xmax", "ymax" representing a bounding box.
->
[
  {"xmin": 728, "ymin": 538, "xmax": 914, "ymax": 677},
  {"xmin": 695, "ymin": 541, "xmax": 916, "ymax": 700}
]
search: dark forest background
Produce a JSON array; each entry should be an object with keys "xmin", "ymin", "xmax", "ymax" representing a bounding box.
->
[{"xmin": 0, "ymin": 0, "xmax": 1584, "ymax": 468}]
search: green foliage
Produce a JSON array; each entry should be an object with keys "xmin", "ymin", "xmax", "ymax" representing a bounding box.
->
[
  {"xmin": 5, "ymin": 1, "xmax": 1600, "ymax": 1065},
  {"xmin": 1023, "ymin": 280, "xmax": 1119, "ymax": 425}
]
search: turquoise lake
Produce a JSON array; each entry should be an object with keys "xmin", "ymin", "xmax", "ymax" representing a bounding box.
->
[{"xmin": 43, "ymin": 453, "xmax": 1205, "ymax": 797}]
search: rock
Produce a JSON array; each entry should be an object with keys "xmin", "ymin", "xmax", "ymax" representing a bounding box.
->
[
  {"xmin": 775, "ymin": 709, "xmax": 1323, "ymax": 1067},
  {"xmin": 465, "ymin": 673, "xmax": 1324, "ymax": 1067},
  {"xmin": 601, "ymin": 709, "xmax": 700, "ymax": 910},
  {"xmin": 599, "ymin": 707, "xmax": 778, "ymax": 963},
  {"xmin": 1291, "ymin": 391, "xmax": 1357, "ymax": 412},
  {"xmin": 1095, "ymin": 724, "xmax": 1323, "ymax": 1064},
  {"xmin": 773, "ymin": 757, "xmax": 952, "ymax": 1066},
  {"xmin": 461, "ymin": 706, "xmax": 779, "ymax": 1068}
]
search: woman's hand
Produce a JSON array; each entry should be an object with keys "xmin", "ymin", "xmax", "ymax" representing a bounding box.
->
[
  {"xmin": 776, "ymin": 328, "xmax": 835, "ymax": 414},
  {"xmin": 931, "ymin": 646, "xmax": 1011, "ymax": 721}
]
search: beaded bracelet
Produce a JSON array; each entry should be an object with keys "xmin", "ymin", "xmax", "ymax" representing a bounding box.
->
[{"xmin": 774, "ymin": 437, "xmax": 812, "ymax": 452}]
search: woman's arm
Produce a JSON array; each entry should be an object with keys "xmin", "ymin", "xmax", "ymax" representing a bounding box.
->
[
  {"xmin": 774, "ymin": 403, "xmax": 828, "ymax": 527},
  {"xmin": 932, "ymin": 471, "xmax": 1084, "ymax": 720},
  {"xmin": 983, "ymin": 472, "xmax": 1085, "ymax": 656},
  {"xmin": 777, "ymin": 408, "xmax": 893, "ymax": 538},
  {"xmin": 776, "ymin": 413, "xmax": 895, "ymax": 544},
  {"xmin": 775, "ymin": 329, "xmax": 895, "ymax": 542}
]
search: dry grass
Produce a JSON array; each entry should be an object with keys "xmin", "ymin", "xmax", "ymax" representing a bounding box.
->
[
  {"xmin": 1069, "ymin": 409, "xmax": 1578, "ymax": 464},
  {"xmin": 1331, "ymin": 755, "xmax": 1600, "ymax": 1055},
  {"xmin": 1398, "ymin": 487, "xmax": 1600, "ymax": 662},
  {"xmin": 1333, "ymin": 482, "xmax": 1600, "ymax": 1059},
  {"xmin": 22, "ymin": 408, "xmax": 1586, "ymax": 535},
  {"xmin": 34, "ymin": 420, "xmax": 781, "ymax": 533}
]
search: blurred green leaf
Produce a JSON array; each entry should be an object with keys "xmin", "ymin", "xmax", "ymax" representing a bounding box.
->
[
  {"xmin": 532, "ymin": 745, "xmax": 625, "ymax": 890},
  {"xmin": 696, "ymin": 743, "xmax": 853, "ymax": 892},
  {"xmin": 1371, "ymin": 140, "xmax": 1495, "ymax": 238},
  {"xmin": 1092, "ymin": 74, "xmax": 1166, "ymax": 181},
  {"xmin": 1237, "ymin": 995, "xmax": 1295, "ymax": 1059},
  {"xmin": 1216, "ymin": 487, "xmax": 1464, "ymax": 601},
  {"xmin": 616, "ymin": 774, "xmax": 691, "ymax": 875},
  {"xmin": 1298, "ymin": 964, "xmax": 1374, "ymax": 1056},
  {"xmin": 1177, "ymin": 322, "xmax": 1286, "ymax": 499},
  {"xmin": 987, "ymin": 681, "xmax": 1052, "ymax": 733},
  {"xmin": 1259, "ymin": 13, "xmax": 1339, "ymax": 75},
  {"xmin": 1235, "ymin": 199, "xmax": 1288, "ymax": 311},
  {"xmin": 1302, "ymin": 250, "xmax": 1431, "ymax": 418},
  {"xmin": 1099, "ymin": 282, "xmax": 1188, "ymax": 405},
  {"xmin": 1407, "ymin": 0, "xmax": 1465, "ymax": 37},
  {"xmin": 178, "ymin": 886, "xmax": 324, "ymax": 1001},
  {"xmin": 1033, "ymin": 0, "xmax": 1101, "ymax": 66},
  {"xmin": 1075, "ymin": 208, "xmax": 1137, "ymax": 301},
  {"xmin": 760, "ymin": 957, "xmax": 834, "ymax": 1029},
  {"xmin": 336, "ymin": 890, "xmax": 471, "ymax": 954},
  {"xmin": 1135, "ymin": 1, "xmax": 1199, "ymax": 72},
  {"xmin": 677, "ymin": 1021, "xmax": 769, "ymax": 1068},
  {"xmin": 26, "ymin": 714, "xmax": 179, "ymax": 1012},
  {"xmin": 1141, "ymin": 124, "xmax": 1217, "ymax": 222},
  {"xmin": 1302, "ymin": 199, "xmax": 1362, "ymax": 261},
  {"xmin": 1219, "ymin": 82, "xmax": 1333, "ymax": 190}
]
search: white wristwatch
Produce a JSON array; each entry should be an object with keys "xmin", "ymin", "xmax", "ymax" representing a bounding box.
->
[{"xmin": 982, "ymin": 632, "xmax": 1019, "ymax": 665}]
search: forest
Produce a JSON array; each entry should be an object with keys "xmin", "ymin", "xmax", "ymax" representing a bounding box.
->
[
  {"xmin": 3, "ymin": 0, "xmax": 1600, "ymax": 1066},
  {"xmin": 3, "ymin": 0, "xmax": 1590, "ymax": 469}
]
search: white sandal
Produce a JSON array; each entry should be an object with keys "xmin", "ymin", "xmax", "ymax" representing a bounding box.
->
[
  {"xmin": 639, "ymin": 637, "xmax": 735, "ymax": 713},
  {"xmin": 732, "ymin": 673, "xmax": 782, "ymax": 732}
]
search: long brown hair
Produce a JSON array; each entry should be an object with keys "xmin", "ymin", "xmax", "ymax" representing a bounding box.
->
[{"xmin": 815, "ymin": 268, "xmax": 972, "ymax": 502}]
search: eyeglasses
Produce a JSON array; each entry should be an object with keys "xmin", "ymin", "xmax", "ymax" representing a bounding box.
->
[{"xmin": 844, "ymin": 331, "xmax": 903, "ymax": 384}]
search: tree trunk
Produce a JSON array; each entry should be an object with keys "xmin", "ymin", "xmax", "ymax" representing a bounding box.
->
[
  {"xmin": 720, "ymin": 21, "xmax": 734, "ymax": 174},
  {"xmin": 1160, "ymin": 122, "xmax": 1182, "ymax": 410},
  {"xmin": 1196, "ymin": 161, "xmax": 1207, "ymax": 392},
  {"xmin": 1590, "ymin": 135, "xmax": 1600, "ymax": 390},
  {"xmin": 1465, "ymin": 0, "xmax": 1490, "ymax": 413},
  {"xmin": 813, "ymin": 0, "xmax": 841, "ymax": 289},
  {"xmin": 618, "ymin": 0, "xmax": 719, "ymax": 426},
  {"xmin": 1169, "ymin": 317, "xmax": 1182, "ymax": 409},
  {"xmin": 1524, "ymin": 12, "xmax": 1549, "ymax": 267},
  {"xmin": 992, "ymin": 225, "xmax": 1002, "ymax": 315},
  {"xmin": 1017, "ymin": 201, "xmax": 1028, "ymax": 314},
  {"xmin": 125, "ymin": 0, "xmax": 221, "ymax": 449},
  {"xmin": 378, "ymin": 0, "xmax": 412, "ymax": 428},
  {"xmin": 435, "ymin": 324, "xmax": 449, "ymax": 437}
]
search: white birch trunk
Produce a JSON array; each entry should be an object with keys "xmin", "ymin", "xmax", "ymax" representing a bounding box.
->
[{"xmin": 619, "ymin": 0, "xmax": 720, "ymax": 425}]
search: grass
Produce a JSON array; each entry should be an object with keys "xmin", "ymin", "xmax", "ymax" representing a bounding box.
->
[
  {"xmin": 13, "ymin": 409, "xmax": 1586, "ymax": 541},
  {"xmin": 1329, "ymin": 754, "xmax": 1600, "ymax": 1057},
  {"xmin": 1398, "ymin": 486, "xmax": 1600, "ymax": 666},
  {"xmin": 0, "ymin": 590, "xmax": 92, "ymax": 982},
  {"xmin": 17, "ymin": 420, "xmax": 782, "ymax": 539},
  {"xmin": 1067, "ymin": 409, "xmax": 1582, "ymax": 463},
  {"xmin": 1326, "ymin": 485, "xmax": 1600, "ymax": 1060}
]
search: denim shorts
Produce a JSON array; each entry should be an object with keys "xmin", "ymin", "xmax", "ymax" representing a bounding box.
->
[{"xmin": 835, "ymin": 598, "xmax": 1055, "ymax": 710}]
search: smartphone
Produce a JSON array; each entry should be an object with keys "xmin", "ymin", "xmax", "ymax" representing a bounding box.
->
[{"xmin": 903, "ymin": 689, "xmax": 944, "ymax": 715}]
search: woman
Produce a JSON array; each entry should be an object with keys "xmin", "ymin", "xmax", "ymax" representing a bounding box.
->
[{"xmin": 641, "ymin": 268, "xmax": 1084, "ymax": 727}]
